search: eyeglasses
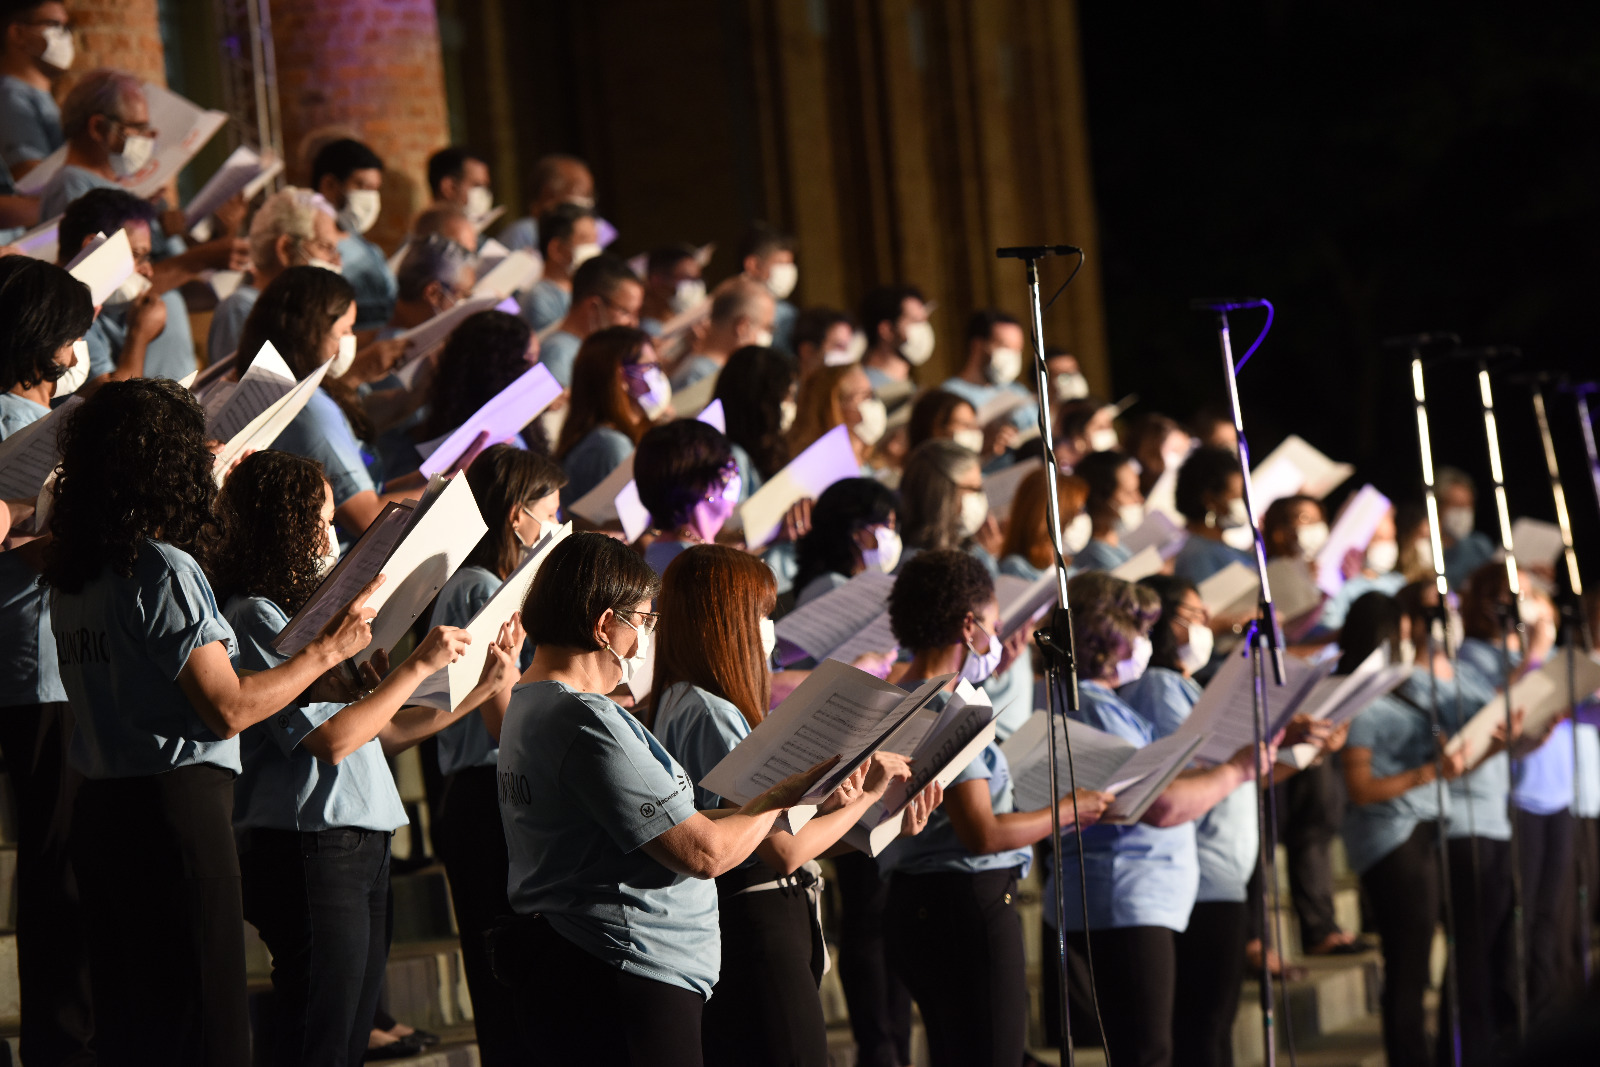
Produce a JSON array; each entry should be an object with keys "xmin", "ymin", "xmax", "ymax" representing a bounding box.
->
[
  {"xmin": 101, "ymin": 113, "xmax": 156, "ymax": 137},
  {"xmin": 620, "ymin": 610, "xmax": 659, "ymax": 636}
]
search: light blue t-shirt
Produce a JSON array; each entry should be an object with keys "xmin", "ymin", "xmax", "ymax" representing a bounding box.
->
[
  {"xmin": 1049, "ymin": 678, "xmax": 1199, "ymax": 932},
  {"xmin": 53, "ymin": 539, "xmax": 240, "ymax": 778},
  {"xmin": 651, "ymin": 684, "xmax": 765, "ymax": 872},
  {"xmin": 1431, "ymin": 640, "xmax": 1512, "ymax": 840},
  {"xmin": 206, "ymin": 283, "xmax": 259, "ymax": 363},
  {"xmin": 669, "ymin": 354, "xmax": 720, "ymax": 394},
  {"xmin": 499, "ymin": 216, "xmax": 537, "ymax": 253},
  {"xmin": 1341, "ymin": 684, "xmax": 1448, "ymax": 875},
  {"xmin": 1173, "ymin": 535, "xmax": 1252, "ymax": 586},
  {"xmin": 498, "ymin": 679, "xmax": 719, "ymax": 998},
  {"xmin": 338, "ymin": 234, "xmax": 398, "ymax": 332},
  {"xmin": 0, "ymin": 391, "xmax": 49, "ymax": 440},
  {"xmin": 999, "ymin": 553, "xmax": 1046, "ymax": 582},
  {"xmin": 0, "ymin": 550, "xmax": 64, "ymax": 706},
  {"xmin": 772, "ymin": 298, "xmax": 797, "ymax": 354},
  {"xmin": 560, "ymin": 424, "xmax": 633, "ymax": 509},
  {"xmin": 1314, "ymin": 569, "xmax": 1406, "ymax": 634},
  {"xmin": 539, "ymin": 329, "xmax": 582, "ymax": 388},
  {"xmin": 520, "ymin": 279, "xmax": 570, "ymax": 332},
  {"xmin": 83, "ymin": 290, "xmax": 197, "ymax": 382},
  {"xmin": 227, "ymin": 595, "xmax": 408, "ymax": 833},
  {"xmin": 879, "ymin": 688, "xmax": 1032, "ymax": 878},
  {"xmin": 1443, "ymin": 532, "xmax": 1496, "ymax": 591},
  {"xmin": 275, "ymin": 388, "xmax": 377, "ymax": 509},
  {"xmin": 1455, "ymin": 638, "xmax": 1573, "ymax": 816},
  {"xmin": 0, "ymin": 75, "xmax": 62, "ymax": 168},
  {"xmin": 983, "ymin": 657, "xmax": 1034, "ymax": 742},
  {"xmin": 428, "ymin": 564, "xmax": 503, "ymax": 776},
  {"xmin": 1575, "ymin": 706, "xmax": 1599, "ymax": 819},
  {"xmin": 939, "ymin": 376, "xmax": 1038, "ymax": 430},
  {"xmin": 1072, "ymin": 538, "xmax": 1132, "ymax": 574},
  {"xmin": 39, "ymin": 163, "xmax": 113, "ymax": 220}
]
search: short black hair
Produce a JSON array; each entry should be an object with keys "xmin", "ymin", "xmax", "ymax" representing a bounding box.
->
[
  {"xmin": 738, "ymin": 221, "xmax": 793, "ymax": 262},
  {"xmin": 646, "ymin": 244, "xmax": 698, "ymax": 277},
  {"xmin": 634, "ymin": 419, "xmax": 735, "ymax": 530},
  {"xmin": 859, "ymin": 284, "xmax": 924, "ymax": 348},
  {"xmin": 426, "ymin": 146, "xmax": 485, "ymax": 198},
  {"xmin": 1174, "ymin": 445, "xmax": 1242, "ymax": 523},
  {"xmin": 889, "ymin": 548, "xmax": 995, "ymax": 652},
  {"xmin": 522, "ymin": 532, "xmax": 659, "ymax": 652},
  {"xmin": 58, "ymin": 187, "xmax": 158, "ymax": 263},
  {"xmin": 0, "ymin": 1, "xmax": 54, "ymax": 29},
  {"xmin": 964, "ymin": 308, "xmax": 1021, "ymax": 345},
  {"xmin": 571, "ymin": 252, "xmax": 639, "ymax": 305},
  {"xmin": 0, "ymin": 257, "xmax": 94, "ymax": 393},
  {"xmin": 794, "ymin": 306, "xmax": 852, "ymax": 352},
  {"xmin": 311, "ymin": 138, "xmax": 384, "ymax": 189},
  {"xmin": 793, "ymin": 478, "xmax": 898, "ymax": 596},
  {"xmin": 1075, "ymin": 449, "xmax": 1134, "ymax": 514},
  {"xmin": 537, "ymin": 201, "xmax": 595, "ymax": 259}
]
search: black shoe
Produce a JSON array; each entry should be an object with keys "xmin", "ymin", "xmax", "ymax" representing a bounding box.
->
[
  {"xmin": 410, "ymin": 1028, "xmax": 441, "ymax": 1048},
  {"xmin": 365, "ymin": 1033, "xmax": 427, "ymax": 1060}
]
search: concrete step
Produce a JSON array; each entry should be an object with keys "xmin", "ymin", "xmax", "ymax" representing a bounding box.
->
[{"xmin": 1234, "ymin": 953, "xmax": 1381, "ymax": 1062}]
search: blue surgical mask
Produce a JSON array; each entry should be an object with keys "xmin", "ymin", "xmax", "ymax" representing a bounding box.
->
[{"xmin": 960, "ymin": 621, "xmax": 1002, "ymax": 685}]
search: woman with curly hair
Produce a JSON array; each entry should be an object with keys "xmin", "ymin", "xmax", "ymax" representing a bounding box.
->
[
  {"xmin": 43, "ymin": 379, "xmax": 380, "ymax": 1065},
  {"xmin": 214, "ymin": 448, "xmax": 522, "ymax": 1066},
  {"xmin": 555, "ymin": 326, "xmax": 665, "ymax": 509},
  {"xmin": 425, "ymin": 443, "xmax": 565, "ymax": 1066},
  {"xmin": 713, "ymin": 344, "xmax": 797, "ymax": 500},
  {"xmin": 648, "ymin": 545, "xmax": 927, "ymax": 1067},
  {"xmin": 879, "ymin": 548, "xmax": 1110, "ymax": 1067}
]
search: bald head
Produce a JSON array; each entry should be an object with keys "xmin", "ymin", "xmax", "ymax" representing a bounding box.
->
[{"xmin": 412, "ymin": 205, "xmax": 476, "ymax": 251}]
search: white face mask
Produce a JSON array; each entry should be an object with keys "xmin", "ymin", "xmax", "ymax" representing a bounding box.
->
[
  {"xmin": 1088, "ymin": 427, "xmax": 1119, "ymax": 453},
  {"xmin": 514, "ymin": 509, "xmax": 550, "ymax": 553},
  {"xmin": 861, "ymin": 525, "xmax": 902, "ymax": 574},
  {"xmin": 1296, "ymin": 521, "xmax": 1330, "ymax": 559},
  {"xmin": 1221, "ymin": 524, "xmax": 1256, "ymax": 552},
  {"xmin": 1441, "ymin": 505, "xmax": 1475, "ymax": 542},
  {"xmin": 1445, "ymin": 608, "xmax": 1465, "ymax": 654},
  {"xmin": 959, "ymin": 490, "xmax": 989, "ymax": 539},
  {"xmin": 1414, "ymin": 536, "xmax": 1435, "ymax": 572},
  {"xmin": 823, "ymin": 345, "xmax": 859, "ymax": 367},
  {"xmin": 765, "ymin": 261, "xmax": 798, "ymax": 300},
  {"xmin": 305, "ymin": 256, "xmax": 341, "ymax": 274},
  {"xmin": 110, "ymin": 133, "xmax": 154, "ymax": 178},
  {"xmin": 752, "ymin": 327, "xmax": 775, "ymax": 348},
  {"xmin": 104, "ymin": 270, "xmax": 150, "ymax": 307},
  {"xmin": 952, "ymin": 428, "xmax": 984, "ymax": 455},
  {"xmin": 1365, "ymin": 539, "xmax": 1399, "ymax": 574},
  {"xmin": 570, "ymin": 241, "xmax": 602, "ymax": 272},
  {"xmin": 853, "ymin": 397, "xmax": 887, "ymax": 446},
  {"xmin": 339, "ymin": 188, "xmax": 381, "ymax": 235},
  {"xmin": 54, "ymin": 339, "xmax": 90, "ymax": 397},
  {"xmin": 900, "ymin": 321, "xmax": 935, "ymax": 366},
  {"xmin": 1064, "ymin": 511, "xmax": 1093, "ymax": 554},
  {"xmin": 608, "ymin": 616, "xmax": 650, "ymax": 686},
  {"xmin": 327, "ymin": 333, "xmax": 357, "ymax": 378},
  {"xmin": 40, "ymin": 25, "xmax": 74, "ymax": 71},
  {"xmin": 779, "ymin": 398, "xmax": 797, "ymax": 434},
  {"xmin": 960, "ymin": 622, "xmax": 1002, "ymax": 685},
  {"xmin": 759, "ymin": 618, "xmax": 778, "ymax": 661},
  {"xmin": 670, "ymin": 278, "xmax": 706, "ymax": 314},
  {"xmin": 1115, "ymin": 635, "xmax": 1153, "ymax": 687},
  {"xmin": 1053, "ymin": 370, "xmax": 1089, "ymax": 401},
  {"xmin": 465, "ymin": 185, "xmax": 494, "ymax": 220},
  {"xmin": 317, "ymin": 522, "xmax": 341, "ymax": 577},
  {"xmin": 987, "ymin": 347, "xmax": 1023, "ymax": 386},
  {"xmin": 1177, "ymin": 622, "xmax": 1213, "ymax": 675},
  {"xmin": 1397, "ymin": 637, "xmax": 1417, "ymax": 668},
  {"xmin": 1117, "ymin": 502, "xmax": 1145, "ymax": 535}
]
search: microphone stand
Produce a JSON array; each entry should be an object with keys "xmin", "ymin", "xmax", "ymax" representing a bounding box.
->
[
  {"xmin": 1572, "ymin": 381, "xmax": 1600, "ymax": 513},
  {"xmin": 997, "ymin": 245, "xmax": 1083, "ymax": 1065},
  {"xmin": 1399, "ymin": 339, "xmax": 1465, "ymax": 1067},
  {"xmin": 1201, "ymin": 301, "xmax": 1285, "ymax": 1067}
]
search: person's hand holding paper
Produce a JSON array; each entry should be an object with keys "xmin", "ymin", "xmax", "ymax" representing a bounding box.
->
[{"xmin": 740, "ymin": 755, "xmax": 842, "ymax": 816}]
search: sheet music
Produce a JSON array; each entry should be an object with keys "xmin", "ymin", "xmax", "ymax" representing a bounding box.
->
[
  {"xmin": 975, "ymin": 390, "xmax": 1031, "ymax": 427},
  {"xmin": 472, "ymin": 249, "xmax": 543, "ymax": 299},
  {"xmin": 210, "ymin": 358, "xmax": 332, "ymax": 486},
  {"xmin": 1266, "ymin": 557, "xmax": 1323, "ymax": 623},
  {"xmin": 1122, "ymin": 510, "xmax": 1188, "ymax": 559},
  {"xmin": 1250, "ymin": 434, "xmax": 1354, "ymax": 508},
  {"xmin": 996, "ymin": 571, "xmax": 1058, "ymax": 639},
  {"xmin": 1510, "ymin": 517, "xmax": 1565, "ymax": 568},
  {"xmin": 614, "ymin": 480, "xmax": 649, "ymax": 543},
  {"xmin": 670, "ymin": 370, "xmax": 719, "ymax": 419},
  {"xmin": 1198, "ymin": 562, "xmax": 1260, "ymax": 617},
  {"xmin": 205, "ymin": 343, "xmax": 296, "ymax": 443},
  {"xmin": 697, "ymin": 398, "xmax": 726, "ymax": 434},
  {"xmin": 184, "ymin": 145, "xmax": 282, "ymax": 230},
  {"xmin": 567, "ymin": 452, "xmax": 635, "ymax": 526},
  {"xmin": 1144, "ymin": 462, "xmax": 1182, "ymax": 522},
  {"xmin": 983, "ymin": 457, "xmax": 1042, "ymax": 522},
  {"xmin": 1110, "ymin": 546, "xmax": 1163, "ymax": 583},
  {"xmin": 64, "ymin": 229, "xmax": 136, "ymax": 306},
  {"xmin": 392, "ymin": 295, "xmax": 504, "ymax": 378},
  {"xmin": 272, "ymin": 503, "xmax": 415, "ymax": 655},
  {"xmin": 190, "ymin": 351, "xmax": 239, "ymax": 394},
  {"xmin": 740, "ymin": 425, "xmax": 859, "ymax": 547},
  {"xmin": 1445, "ymin": 649, "xmax": 1600, "ymax": 765},
  {"xmin": 0, "ymin": 396, "xmax": 81, "ymax": 500},
  {"xmin": 1004, "ymin": 714, "xmax": 1134, "ymax": 811},
  {"xmin": 1102, "ymin": 731, "xmax": 1209, "ymax": 825},
  {"xmin": 417, "ymin": 363, "xmax": 562, "ymax": 478},
  {"xmin": 773, "ymin": 570, "xmax": 895, "ymax": 664},
  {"xmin": 1177, "ymin": 646, "xmax": 1332, "ymax": 766},
  {"xmin": 1314, "ymin": 484, "xmax": 1391, "ymax": 597},
  {"xmin": 13, "ymin": 215, "xmax": 59, "ymax": 261},
  {"xmin": 826, "ymin": 609, "xmax": 899, "ymax": 666}
]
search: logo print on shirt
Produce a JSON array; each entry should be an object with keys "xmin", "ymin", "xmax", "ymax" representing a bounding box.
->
[{"xmin": 640, "ymin": 802, "xmax": 657, "ymax": 819}]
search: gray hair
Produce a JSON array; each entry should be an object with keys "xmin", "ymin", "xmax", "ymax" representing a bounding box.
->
[
  {"xmin": 397, "ymin": 236, "xmax": 472, "ymax": 303},
  {"xmin": 1435, "ymin": 465, "xmax": 1476, "ymax": 499},
  {"xmin": 61, "ymin": 69, "xmax": 144, "ymax": 140},
  {"xmin": 248, "ymin": 187, "xmax": 334, "ymax": 272},
  {"xmin": 710, "ymin": 276, "xmax": 771, "ymax": 329}
]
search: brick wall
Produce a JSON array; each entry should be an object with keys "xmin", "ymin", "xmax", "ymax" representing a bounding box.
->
[
  {"xmin": 66, "ymin": 0, "xmax": 167, "ymax": 87},
  {"xmin": 270, "ymin": 0, "xmax": 453, "ymax": 254}
]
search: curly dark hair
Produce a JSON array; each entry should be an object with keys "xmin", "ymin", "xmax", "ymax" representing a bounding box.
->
[
  {"xmin": 714, "ymin": 344, "xmax": 795, "ymax": 480},
  {"xmin": 793, "ymin": 478, "xmax": 898, "ymax": 596},
  {"xmin": 44, "ymin": 379, "xmax": 221, "ymax": 593},
  {"xmin": 0, "ymin": 257, "xmax": 95, "ymax": 393},
  {"xmin": 888, "ymin": 548, "xmax": 995, "ymax": 652},
  {"xmin": 421, "ymin": 310, "xmax": 547, "ymax": 452},
  {"xmin": 211, "ymin": 451, "xmax": 330, "ymax": 613}
]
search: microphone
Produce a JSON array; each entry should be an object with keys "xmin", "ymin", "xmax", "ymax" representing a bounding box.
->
[
  {"xmin": 995, "ymin": 244, "xmax": 1082, "ymax": 260},
  {"xmin": 1380, "ymin": 331, "xmax": 1460, "ymax": 350},
  {"xmin": 1189, "ymin": 298, "xmax": 1268, "ymax": 311}
]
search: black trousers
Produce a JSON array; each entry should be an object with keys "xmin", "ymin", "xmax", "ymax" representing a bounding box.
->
[
  {"xmin": 433, "ymin": 765, "xmax": 532, "ymax": 1066},
  {"xmin": 71, "ymin": 764, "xmax": 250, "ymax": 1067},
  {"xmin": 704, "ymin": 871, "xmax": 828, "ymax": 1067},
  {"xmin": 1445, "ymin": 835, "xmax": 1516, "ymax": 1064},
  {"xmin": 832, "ymin": 851, "xmax": 911, "ymax": 1067},
  {"xmin": 0, "ymin": 702, "xmax": 93, "ymax": 1067},
  {"xmin": 884, "ymin": 867, "xmax": 1027, "ymax": 1067},
  {"xmin": 507, "ymin": 918, "xmax": 705, "ymax": 1066},
  {"xmin": 1513, "ymin": 806, "xmax": 1575, "ymax": 1024},
  {"xmin": 240, "ymin": 827, "xmax": 392, "ymax": 1067},
  {"xmin": 1062, "ymin": 925, "xmax": 1177, "ymax": 1067},
  {"xmin": 1360, "ymin": 822, "xmax": 1441, "ymax": 1067},
  {"xmin": 1282, "ymin": 759, "xmax": 1345, "ymax": 949},
  {"xmin": 1173, "ymin": 901, "xmax": 1248, "ymax": 1067},
  {"xmin": 1565, "ymin": 815, "xmax": 1599, "ymax": 987}
]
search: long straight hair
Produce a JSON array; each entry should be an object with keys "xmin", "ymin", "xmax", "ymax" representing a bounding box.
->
[
  {"xmin": 646, "ymin": 544, "xmax": 776, "ymax": 731},
  {"xmin": 999, "ymin": 467, "xmax": 1088, "ymax": 570},
  {"xmin": 555, "ymin": 326, "xmax": 653, "ymax": 458},
  {"xmin": 463, "ymin": 444, "xmax": 569, "ymax": 580}
]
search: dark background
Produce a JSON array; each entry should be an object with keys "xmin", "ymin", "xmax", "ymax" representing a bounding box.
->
[{"xmin": 1079, "ymin": 1, "xmax": 1600, "ymax": 585}]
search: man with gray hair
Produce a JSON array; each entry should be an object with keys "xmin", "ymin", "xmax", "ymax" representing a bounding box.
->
[
  {"xmin": 385, "ymin": 234, "xmax": 477, "ymax": 335},
  {"xmin": 669, "ymin": 275, "xmax": 774, "ymax": 392},
  {"xmin": 207, "ymin": 186, "xmax": 343, "ymax": 360}
]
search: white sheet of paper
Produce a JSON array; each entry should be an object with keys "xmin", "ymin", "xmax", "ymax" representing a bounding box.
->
[
  {"xmin": 740, "ymin": 425, "xmax": 859, "ymax": 547},
  {"xmin": 983, "ymin": 457, "xmax": 1042, "ymax": 523},
  {"xmin": 1005, "ymin": 714, "xmax": 1134, "ymax": 812},
  {"xmin": 1110, "ymin": 546, "xmax": 1163, "ymax": 583},
  {"xmin": 975, "ymin": 390, "xmax": 1031, "ymax": 427},
  {"xmin": 472, "ymin": 249, "xmax": 543, "ymax": 299},
  {"xmin": 0, "ymin": 395, "xmax": 81, "ymax": 499},
  {"xmin": 1198, "ymin": 562, "xmax": 1260, "ymax": 617},
  {"xmin": 1510, "ymin": 518, "xmax": 1565, "ymax": 568},
  {"xmin": 826, "ymin": 609, "xmax": 899, "ymax": 666},
  {"xmin": 615, "ymin": 480, "xmax": 649, "ymax": 543},
  {"xmin": 210, "ymin": 357, "xmax": 332, "ymax": 487},
  {"xmin": 670, "ymin": 370, "xmax": 719, "ymax": 419},
  {"xmin": 1266, "ymin": 557, "xmax": 1323, "ymax": 623},
  {"xmin": 184, "ymin": 145, "xmax": 282, "ymax": 230},
  {"xmin": 773, "ymin": 570, "xmax": 895, "ymax": 664},
  {"xmin": 996, "ymin": 571, "xmax": 1058, "ymax": 639},
  {"xmin": 1315, "ymin": 484, "xmax": 1391, "ymax": 597},
  {"xmin": 417, "ymin": 363, "xmax": 562, "ymax": 478},
  {"xmin": 1250, "ymin": 434, "xmax": 1354, "ymax": 508},
  {"xmin": 13, "ymin": 215, "xmax": 59, "ymax": 261},
  {"xmin": 393, "ymin": 295, "xmax": 505, "ymax": 368},
  {"xmin": 1122, "ymin": 510, "xmax": 1188, "ymax": 560},
  {"xmin": 209, "ymin": 269, "xmax": 246, "ymax": 301},
  {"xmin": 1101, "ymin": 730, "xmax": 1210, "ymax": 824},
  {"xmin": 64, "ymin": 230, "xmax": 135, "ymax": 306},
  {"xmin": 1144, "ymin": 462, "xmax": 1183, "ymax": 522},
  {"xmin": 1176, "ymin": 646, "xmax": 1332, "ymax": 766},
  {"xmin": 1445, "ymin": 649, "xmax": 1600, "ymax": 764},
  {"xmin": 204, "ymin": 343, "xmax": 297, "ymax": 443},
  {"xmin": 567, "ymin": 453, "xmax": 635, "ymax": 526}
]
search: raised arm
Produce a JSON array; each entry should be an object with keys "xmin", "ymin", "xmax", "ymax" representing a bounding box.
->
[
  {"xmin": 946, "ymin": 780, "xmax": 1113, "ymax": 855},
  {"xmin": 379, "ymin": 618, "xmax": 524, "ymax": 756},
  {"xmin": 1140, "ymin": 742, "xmax": 1263, "ymax": 828},
  {"xmin": 755, "ymin": 752, "xmax": 913, "ymax": 875},
  {"xmin": 1342, "ymin": 744, "xmax": 1465, "ymax": 806}
]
